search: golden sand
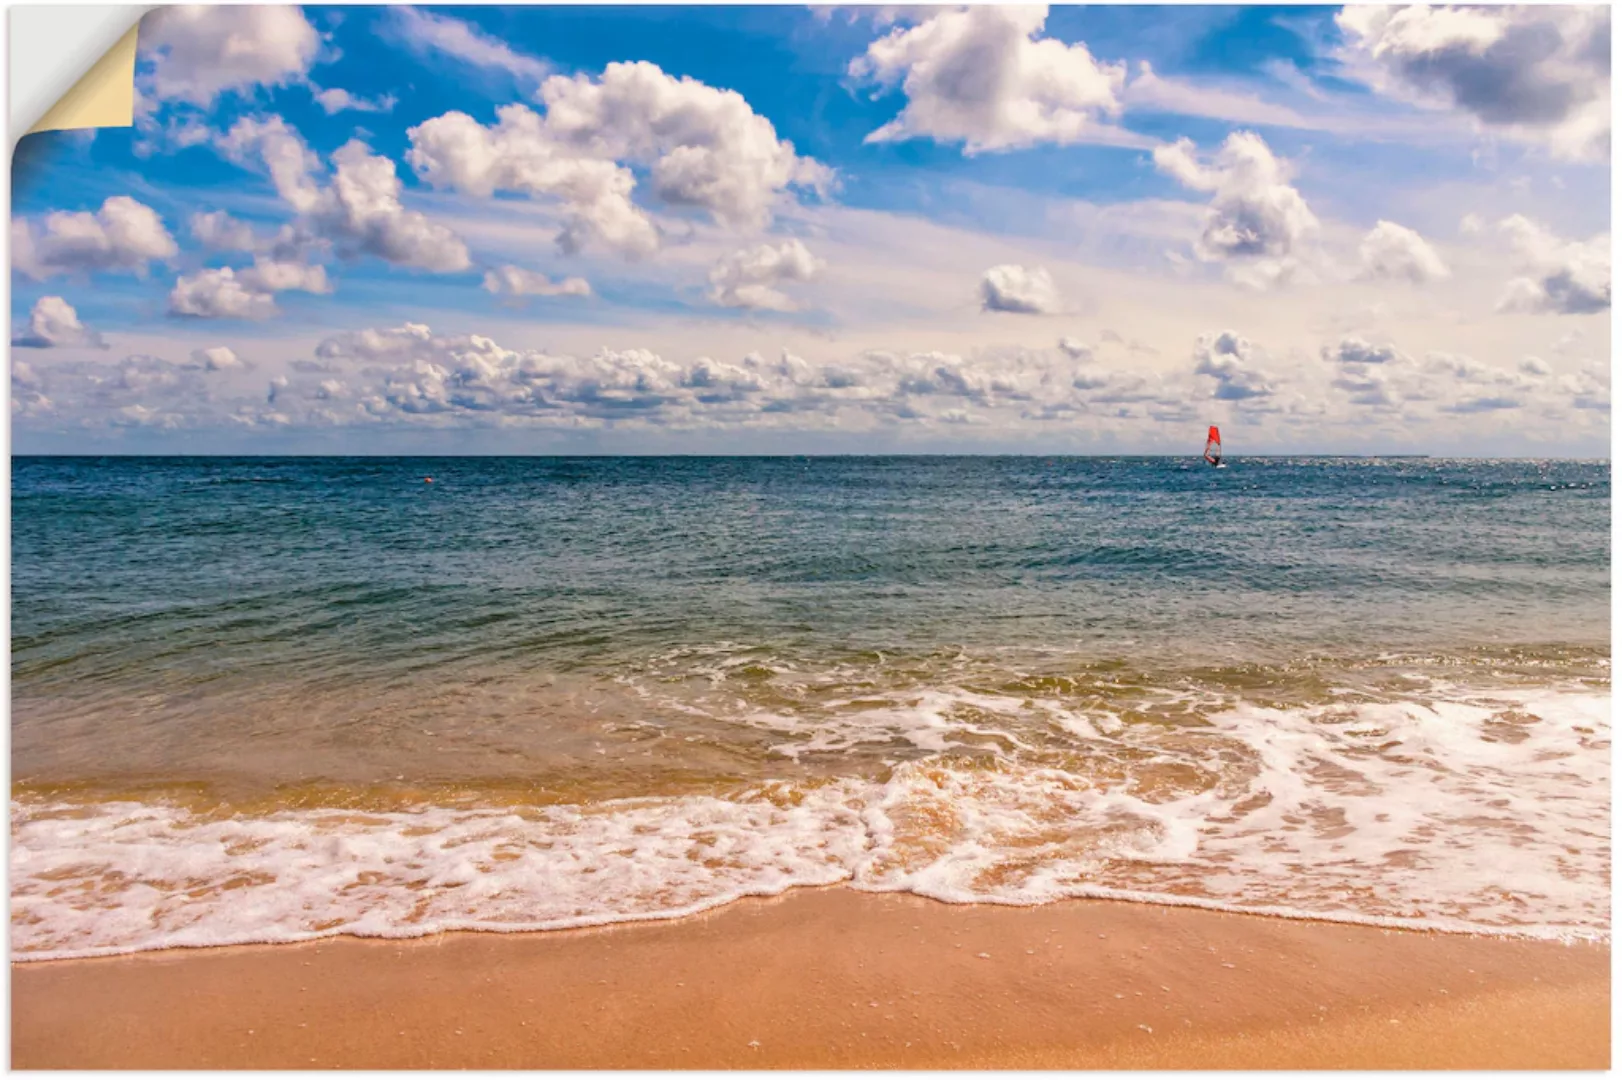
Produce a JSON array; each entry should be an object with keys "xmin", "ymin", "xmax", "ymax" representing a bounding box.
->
[{"xmin": 11, "ymin": 888, "xmax": 1609, "ymax": 1069}]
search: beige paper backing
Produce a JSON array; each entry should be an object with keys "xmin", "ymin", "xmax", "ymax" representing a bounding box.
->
[{"xmin": 28, "ymin": 20, "xmax": 141, "ymax": 135}]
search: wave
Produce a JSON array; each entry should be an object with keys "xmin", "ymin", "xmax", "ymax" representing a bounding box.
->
[{"xmin": 12, "ymin": 682, "xmax": 1609, "ymax": 961}]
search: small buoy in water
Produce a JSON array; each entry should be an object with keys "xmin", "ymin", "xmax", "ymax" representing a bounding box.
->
[{"xmin": 424, "ymin": 477, "xmax": 434, "ymax": 483}]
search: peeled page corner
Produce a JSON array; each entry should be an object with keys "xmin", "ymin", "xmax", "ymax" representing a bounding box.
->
[{"xmin": 21, "ymin": 13, "xmax": 144, "ymax": 137}]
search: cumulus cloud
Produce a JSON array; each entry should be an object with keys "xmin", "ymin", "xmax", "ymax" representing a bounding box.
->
[
  {"xmin": 17, "ymin": 318, "xmax": 1607, "ymax": 444},
  {"xmin": 11, "ymin": 296, "xmax": 106, "ymax": 349},
  {"xmin": 482, "ymin": 265, "xmax": 593, "ymax": 298},
  {"xmin": 189, "ymin": 210, "xmax": 257, "ymax": 252},
  {"xmin": 389, "ymin": 7, "xmax": 550, "ymax": 90},
  {"xmin": 164, "ymin": 322, "xmax": 1178, "ymax": 431},
  {"xmin": 10, "ymin": 360, "xmax": 51, "ymax": 417},
  {"xmin": 308, "ymin": 326, "xmax": 752, "ymax": 418},
  {"xmin": 1321, "ymin": 335, "xmax": 1407, "ymax": 367},
  {"xmin": 1057, "ymin": 336, "xmax": 1093, "ymax": 360},
  {"xmin": 849, "ymin": 5, "xmax": 1133, "ymax": 152},
  {"xmin": 189, "ymin": 209, "xmax": 323, "ymax": 264},
  {"xmin": 1327, "ymin": 361, "xmax": 1402, "ymax": 409},
  {"xmin": 216, "ymin": 115, "xmax": 324, "ymax": 211},
  {"xmin": 1558, "ymin": 361, "xmax": 1610, "ymax": 412},
  {"xmin": 1320, "ymin": 332, "xmax": 1561, "ymax": 415},
  {"xmin": 1424, "ymin": 351, "xmax": 1539, "ymax": 413},
  {"xmin": 707, "ymin": 239, "xmax": 823, "ymax": 310},
  {"xmin": 980, "ymin": 264, "xmax": 1062, "ymax": 314},
  {"xmin": 219, "ymin": 116, "xmax": 470, "ymax": 272},
  {"xmin": 405, "ymin": 62, "xmax": 831, "ymax": 256},
  {"xmin": 1192, "ymin": 330, "xmax": 1274, "ymax": 400},
  {"xmin": 168, "ymin": 259, "xmax": 331, "ymax": 319},
  {"xmin": 12, "ymin": 196, "xmax": 179, "ymax": 279},
  {"xmin": 1319, "ymin": 334, "xmax": 1413, "ymax": 407},
  {"xmin": 405, "ymin": 107, "xmax": 655, "ymax": 257},
  {"xmin": 192, "ymin": 346, "xmax": 247, "ymax": 371},
  {"xmin": 8, "ymin": 353, "xmax": 234, "ymax": 429},
  {"xmin": 1336, "ymin": 5, "xmax": 1610, "ymax": 161},
  {"xmin": 1154, "ymin": 132, "xmax": 1317, "ymax": 288},
  {"xmin": 166, "ymin": 269, "xmax": 272, "ymax": 319},
  {"xmin": 1494, "ymin": 215, "xmax": 1610, "ymax": 315},
  {"xmin": 321, "ymin": 141, "xmax": 472, "ymax": 271},
  {"xmin": 312, "ymin": 88, "xmax": 397, "ymax": 116},
  {"xmin": 137, "ymin": 5, "xmax": 320, "ymax": 108},
  {"xmin": 1357, "ymin": 220, "xmax": 1450, "ymax": 283}
]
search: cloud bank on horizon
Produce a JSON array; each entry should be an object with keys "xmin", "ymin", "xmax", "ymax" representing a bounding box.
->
[{"xmin": 9, "ymin": 3, "xmax": 1611, "ymax": 454}]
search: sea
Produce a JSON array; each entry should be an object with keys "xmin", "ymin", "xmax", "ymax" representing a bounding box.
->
[{"xmin": 9, "ymin": 455, "xmax": 1611, "ymax": 960}]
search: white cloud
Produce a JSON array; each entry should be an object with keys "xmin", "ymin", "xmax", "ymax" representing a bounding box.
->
[
  {"xmin": 1328, "ymin": 362, "xmax": 1402, "ymax": 409},
  {"xmin": 1318, "ymin": 332, "xmax": 1560, "ymax": 415},
  {"xmin": 15, "ymin": 316, "xmax": 1607, "ymax": 449},
  {"xmin": 1558, "ymin": 361, "xmax": 1610, "ymax": 412},
  {"xmin": 1335, "ymin": 5, "xmax": 1610, "ymax": 161},
  {"xmin": 1357, "ymin": 220, "xmax": 1450, "ymax": 283},
  {"xmin": 11, "ymin": 360, "xmax": 50, "ymax": 417},
  {"xmin": 1153, "ymin": 132, "xmax": 1318, "ymax": 288},
  {"xmin": 138, "ymin": 5, "xmax": 320, "ymax": 108},
  {"xmin": 1321, "ymin": 335, "xmax": 1407, "ymax": 367},
  {"xmin": 219, "ymin": 117, "xmax": 471, "ymax": 272},
  {"xmin": 192, "ymin": 346, "xmax": 246, "ymax": 371},
  {"xmin": 1424, "ymin": 351, "xmax": 1539, "ymax": 413},
  {"xmin": 405, "ymin": 107, "xmax": 655, "ymax": 258},
  {"xmin": 980, "ymin": 264, "xmax": 1062, "ymax": 314},
  {"xmin": 389, "ymin": 8, "xmax": 550, "ymax": 89},
  {"xmin": 321, "ymin": 141, "xmax": 471, "ymax": 272},
  {"xmin": 1057, "ymin": 336, "xmax": 1093, "ymax": 360},
  {"xmin": 168, "ymin": 258, "xmax": 331, "ymax": 319},
  {"xmin": 1123, "ymin": 61, "xmax": 1312, "ymax": 129},
  {"xmin": 189, "ymin": 209, "xmax": 323, "ymax": 264},
  {"xmin": 237, "ymin": 258, "xmax": 331, "ymax": 294},
  {"xmin": 216, "ymin": 115, "xmax": 324, "ymax": 212},
  {"xmin": 221, "ymin": 323, "xmax": 1162, "ymax": 430},
  {"xmin": 167, "ymin": 268, "xmax": 277, "ymax": 320},
  {"xmin": 1551, "ymin": 329, "xmax": 1587, "ymax": 356},
  {"xmin": 1318, "ymin": 334, "xmax": 1414, "ymax": 408},
  {"xmin": 849, "ymin": 5, "xmax": 1136, "ymax": 153},
  {"xmin": 9, "ymin": 354, "xmax": 223, "ymax": 429},
  {"xmin": 406, "ymin": 61, "xmax": 830, "ymax": 257},
  {"xmin": 12, "ymin": 196, "xmax": 179, "ymax": 279},
  {"xmin": 482, "ymin": 265, "xmax": 593, "ymax": 298},
  {"xmin": 189, "ymin": 210, "xmax": 257, "ymax": 251},
  {"xmin": 1192, "ymin": 330, "xmax": 1275, "ymax": 400},
  {"xmin": 1495, "ymin": 216, "xmax": 1610, "ymax": 315},
  {"xmin": 707, "ymin": 239, "xmax": 824, "ymax": 311},
  {"xmin": 312, "ymin": 88, "xmax": 397, "ymax": 116},
  {"xmin": 11, "ymin": 296, "xmax": 106, "ymax": 349}
]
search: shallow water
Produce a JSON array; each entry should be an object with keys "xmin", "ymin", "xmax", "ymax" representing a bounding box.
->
[{"xmin": 10, "ymin": 456, "xmax": 1611, "ymax": 958}]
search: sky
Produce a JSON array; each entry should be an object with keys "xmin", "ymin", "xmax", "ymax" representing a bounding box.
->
[{"xmin": 8, "ymin": 3, "xmax": 1612, "ymax": 455}]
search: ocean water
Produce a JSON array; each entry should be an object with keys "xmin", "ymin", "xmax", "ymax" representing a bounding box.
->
[{"xmin": 10, "ymin": 455, "xmax": 1611, "ymax": 959}]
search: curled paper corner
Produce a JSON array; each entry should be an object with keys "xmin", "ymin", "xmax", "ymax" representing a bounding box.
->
[{"xmin": 27, "ymin": 19, "xmax": 142, "ymax": 136}]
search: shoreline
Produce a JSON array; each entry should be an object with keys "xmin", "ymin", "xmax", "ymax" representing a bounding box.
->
[{"xmin": 11, "ymin": 887, "xmax": 1610, "ymax": 1069}]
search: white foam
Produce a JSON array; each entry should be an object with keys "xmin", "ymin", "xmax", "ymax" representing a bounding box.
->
[{"xmin": 11, "ymin": 684, "xmax": 1609, "ymax": 960}]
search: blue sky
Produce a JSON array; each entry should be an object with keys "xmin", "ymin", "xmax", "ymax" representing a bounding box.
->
[{"xmin": 9, "ymin": 3, "xmax": 1612, "ymax": 454}]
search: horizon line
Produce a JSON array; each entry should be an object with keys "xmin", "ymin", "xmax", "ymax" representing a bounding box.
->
[{"xmin": 10, "ymin": 453, "xmax": 1611, "ymax": 462}]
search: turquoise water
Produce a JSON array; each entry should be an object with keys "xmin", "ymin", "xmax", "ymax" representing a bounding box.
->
[{"xmin": 10, "ymin": 456, "xmax": 1611, "ymax": 957}]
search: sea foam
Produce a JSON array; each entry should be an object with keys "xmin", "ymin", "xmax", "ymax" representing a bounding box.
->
[{"xmin": 11, "ymin": 684, "xmax": 1609, "ymax": 960}]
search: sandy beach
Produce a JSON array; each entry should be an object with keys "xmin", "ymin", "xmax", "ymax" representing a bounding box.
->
[{"xmin": 11, "ymin": 887, "xmax": 1609, "ymax": 1069}]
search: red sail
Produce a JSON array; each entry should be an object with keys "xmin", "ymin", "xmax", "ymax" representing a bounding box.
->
[{"xmin": 1204, "ymin": 425, "xmax": 1222, "ymax": 465}]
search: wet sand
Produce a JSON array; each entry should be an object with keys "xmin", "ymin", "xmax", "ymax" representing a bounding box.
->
[{"xmin": 11, "ymin": 888, "xmax": 1610, "ymax": 1069}]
